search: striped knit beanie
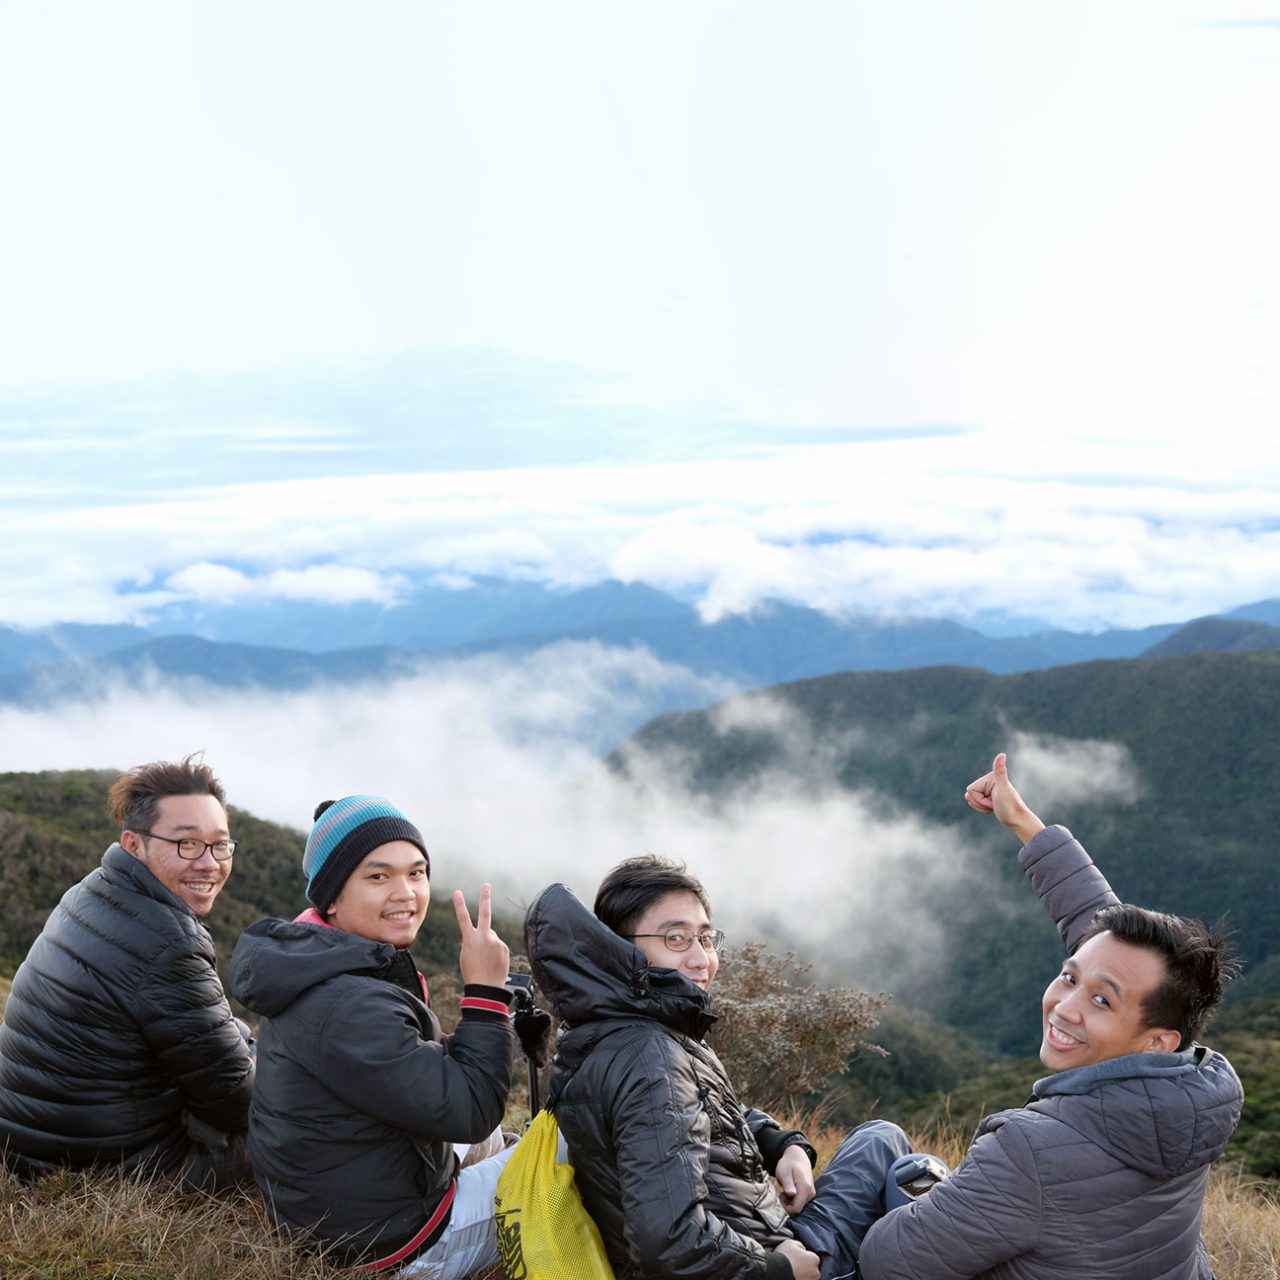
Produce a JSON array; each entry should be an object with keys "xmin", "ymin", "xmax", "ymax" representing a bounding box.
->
[{"xmin": 303, "ymin": 795, "xmax": 429, "ymax": 915}]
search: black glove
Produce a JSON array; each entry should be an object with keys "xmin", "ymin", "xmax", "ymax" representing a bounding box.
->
[{"xmin": 513, "ymin": 1006, "xmax": 553, "ymax": 1068}]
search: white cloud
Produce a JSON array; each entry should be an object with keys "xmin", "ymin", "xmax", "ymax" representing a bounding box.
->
[
  {"xmin": 4, "ymin": 434, "xmax": 1279, "ymax": 630},
  {"xmin": 0, "ymin": 646, "xmax": 994, "ymax": 989},
  {"xmin": 1001, "ymin": 733, "xmax": 1143, "ymax": 813},
  {"xmin": 165, "ymin": 562, "xmax": 403, "ymax": 607}
]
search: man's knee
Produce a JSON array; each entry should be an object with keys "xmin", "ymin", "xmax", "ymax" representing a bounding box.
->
[{"xmin": 831, "ymin": 1119, "xmax": 912, "ymax": 1167}]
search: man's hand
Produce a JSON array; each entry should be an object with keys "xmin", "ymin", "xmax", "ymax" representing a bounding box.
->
[
  {"xmin": 775, "ymin": 1239, "xmax": 821, "ymax": 1280},
  {"xmin": 964, "ymin": 752, "xmax": 1045, "ymax": 846},
  {"xmin": 454, "ymin": 885, "xmax": 510, "ymax": 988},
  {"xmin": 775, "ymin": 1145, "xmax": 816, "ymax": 1215}
]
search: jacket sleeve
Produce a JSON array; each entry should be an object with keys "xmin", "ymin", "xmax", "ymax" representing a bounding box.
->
[
  {"xmin": 1018, "ymin": 825, "xmax": 1120, "ymax": 954},
  {"xmin": 606, "ymin": 1038, "xmax": 789, "ymax": 1280},
  {"xmin": 315, "ymin": 984, "xmax": 514, "ymax": 1145},
  {"xmin": 134, "ymin": 936, "xmax": 255, "ymax": 1133},
  {"xmin": 859, "ymin": 1115, "xmax": 1043, "ymax": 1279},
  {"xmin": 745, "ymin": 1108, "xmax": 816, "ymax": 1175}
]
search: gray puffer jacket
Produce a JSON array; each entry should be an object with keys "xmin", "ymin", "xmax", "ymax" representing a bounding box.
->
[
  {"xmin": 0, "ymin": 843, "xmax": 254, "ymax": 1179},
  {"xmin": 859, "ymin": 826, "xmax": 1244, "ymax": 1280},
  {"xmin": 526, "ymin": 883, "xmax": 813, "ymax": 1280}
]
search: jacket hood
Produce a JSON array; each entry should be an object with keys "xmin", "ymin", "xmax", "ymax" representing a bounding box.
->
[
  {"xmin": 525, "ymin": 883, "xmax": 716, "ymax": 1039},
  {"xmin": 229, "ymin": 916, "xmax": 402, "ymax": 1018},
  {"xmin": 1029, "ymin": 1045, "xmax": 1243, "ymax": 1178}
]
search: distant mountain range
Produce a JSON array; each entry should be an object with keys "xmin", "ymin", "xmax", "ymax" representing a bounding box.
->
[{"xmin": 3, "ymin": 582, "xmax": 1279, "ymax": 716}]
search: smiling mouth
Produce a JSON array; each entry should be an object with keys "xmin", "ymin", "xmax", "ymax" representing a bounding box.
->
[
  {"xmin": 1046, "ymin": 1022, "xmax": 1084, "ymax": 1049},
  {"xmin": 182, "ymin": 881, "xmax": 219, "ymax": 895},
  {"xmin": 383, "ymin": 910, "xmax": 417, "ymax": 922}
]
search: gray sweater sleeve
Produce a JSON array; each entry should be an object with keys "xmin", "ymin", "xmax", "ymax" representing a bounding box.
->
[{"xmin": 1017, "ymin": 825, "xmax": 1120, "ymax": 954}]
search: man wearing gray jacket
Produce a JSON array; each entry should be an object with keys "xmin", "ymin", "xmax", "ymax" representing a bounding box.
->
[{"xmin": 858, "ymin": 753, "xmax": 1243, "ymax": 1280}]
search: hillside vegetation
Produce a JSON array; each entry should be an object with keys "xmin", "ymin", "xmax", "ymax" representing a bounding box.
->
[{"xmin": 616, "ymin": 651, "xmax": 1280, "ymax": 1051}]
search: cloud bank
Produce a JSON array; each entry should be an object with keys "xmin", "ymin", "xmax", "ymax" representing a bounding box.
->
[
  {"xmin": 6, "ymin": 422, "xmax": 1278, "ymax": 632},
  {"xmin": 0, "ymin": 645, "xmax": 1143, "ymax": 993}
]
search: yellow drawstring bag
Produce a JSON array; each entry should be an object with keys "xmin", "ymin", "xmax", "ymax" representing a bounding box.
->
[{"xmin": 494, "ymin": 1109, "xmax": 615, "ymax": 1280}]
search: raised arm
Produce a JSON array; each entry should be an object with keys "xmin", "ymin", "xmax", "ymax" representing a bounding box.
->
[{"xmin": 965, "ymin": 752, "xmax": 1118, "ymax": 953}]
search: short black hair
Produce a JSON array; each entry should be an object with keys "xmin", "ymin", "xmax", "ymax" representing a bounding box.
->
[
  {"xmin": 1078, "ymin": 904, "xmax": 1238, "ymax": 1049},
  {"xmin": 594, "ymin": 855, "xmax": 711, "ymax": 938},
  {"xmin": 107, "ymin": 753, "xmax": 226, "ymax": 833}
]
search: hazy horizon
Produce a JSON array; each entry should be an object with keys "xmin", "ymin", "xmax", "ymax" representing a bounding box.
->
[{"xmin": 3, "ymin": 2, "xmax": 1278, "ymax": 635}]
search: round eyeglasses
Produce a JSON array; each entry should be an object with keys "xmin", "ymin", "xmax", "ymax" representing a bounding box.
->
[
  {"xmin": 135, "ymin": 831, "xmax": 237, "ymax": 861},
  {"xmin": 624, "ymin": 929, "xmax": 726, "ymax": 954}
]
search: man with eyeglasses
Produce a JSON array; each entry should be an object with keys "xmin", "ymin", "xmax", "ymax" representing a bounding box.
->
[
  {"xmin": 0, "ymin": 755, "xmax": 254, "ymax": 1189},
  {"xmin": 525, "ymin": 855, "xmax": 914, "ymax": 1280}
]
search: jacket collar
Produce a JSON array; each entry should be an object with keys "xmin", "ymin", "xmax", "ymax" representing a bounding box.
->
[{"xmin": 1033, "ymin": 1045, "xmax": 1202, "ymax": 1098}]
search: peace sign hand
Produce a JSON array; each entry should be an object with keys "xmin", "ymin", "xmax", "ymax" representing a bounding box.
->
[{"xmin": 453, "ymin": 884, "xmax": 511, "ymax": 988}]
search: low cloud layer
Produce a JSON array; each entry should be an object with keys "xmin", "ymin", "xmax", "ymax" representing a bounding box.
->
[
  {"xmin": 0, "ymin": 645, "xmax": 1144, "ymax": 994},
  {"xmin": 6, "ymin": 421, "xmax": 1280, "ymax": 633}
]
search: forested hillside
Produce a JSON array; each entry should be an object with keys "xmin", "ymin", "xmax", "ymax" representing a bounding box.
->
[{"xmin": 615, "ymin": 651, "xmax": 1280, "ymax": 1050}]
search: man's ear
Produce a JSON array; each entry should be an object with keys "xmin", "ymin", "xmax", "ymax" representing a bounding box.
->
[
  {"xmin": 1143, "ymin": 1027, "xmax": 1181, "ymax": 1054},
  {"xmin": 120, "ymin": 830, "xmax": 143, "ymax": 857}
]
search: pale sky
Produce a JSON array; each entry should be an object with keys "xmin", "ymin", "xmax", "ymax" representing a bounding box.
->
[{"xmin": 2, "ymin": 1, "xmax": 1278, "ymax": 631}]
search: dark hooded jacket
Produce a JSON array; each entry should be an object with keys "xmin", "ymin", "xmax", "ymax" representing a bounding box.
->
[
  {"xmin": 859, "ymin": 826, "xmax": 1244, "ymax": 1280},
  {"xmin": 229, "ymin": 914, "xmax": 513, "ymax": 1264},
  {"xmin": 525, "ymin": 884, "xmax": 812, "ymax": 1280},
  {"xmin": 0, "ymin": 843, "xmax": 253, "ymax": 1180}
]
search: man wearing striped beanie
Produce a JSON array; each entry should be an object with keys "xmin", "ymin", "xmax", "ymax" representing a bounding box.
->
[{"xmin": 230, "ymin": 795, "xmax": 516, "ymax": 1278}]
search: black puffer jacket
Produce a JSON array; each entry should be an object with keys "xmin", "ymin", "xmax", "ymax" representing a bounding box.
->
[
  {"xmin": 0, "ymin": 843, "xmax": 254, "ymax": 1178},
  {"xmin": 229, "ymin": 913, "xmax": 514, "ymax": 1263},
  {"xmin": 526, "ymin": 884, "xmax": 810, "ymax": 1280}
]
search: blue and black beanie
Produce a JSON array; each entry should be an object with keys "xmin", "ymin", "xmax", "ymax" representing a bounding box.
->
[{"xmin": 303, "ymin": 795, "xmax": 429, "ymax": 915}]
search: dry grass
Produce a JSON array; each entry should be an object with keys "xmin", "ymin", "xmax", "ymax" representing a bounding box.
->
[
  {"xmin": 0, "ymin": 1166, "xmax": 348, "ymax": 1280},
  {"xmin": 0, "ymin": 1165, "xmax": 510, "ymax": 1280},
  {"xmin": 1202, "ymin": 1168, "xmax": 1280, "ymax": 1280},
  {"xmin": 1, "ymin": 1104, "xmax": 1275, "ymax": 1278}
]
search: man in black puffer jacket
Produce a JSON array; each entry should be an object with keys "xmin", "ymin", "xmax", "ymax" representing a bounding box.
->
[
  {"xmin": 0, "ymin": 756, "xmax": 254, "ymax": 1189},
  {"xmin": 230, "ymin": 795, "xmax": 516, "ymax": 1276},
  {"xmin": 526, "ymin": 857, "xmax": 913, "ymax": 1280}
]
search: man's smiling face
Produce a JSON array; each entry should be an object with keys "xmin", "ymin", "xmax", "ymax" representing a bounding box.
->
[
  {"xmin": 124, "ymin": 793, "xmax": 232, "ymax": 917},
  {"xmin": 1040, "ymin": 930, "xmax": 1176, "ymax": 1072},
  {"xmin": 324, "ymin": 841, "xmax": 430, "ymax": 948}
]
